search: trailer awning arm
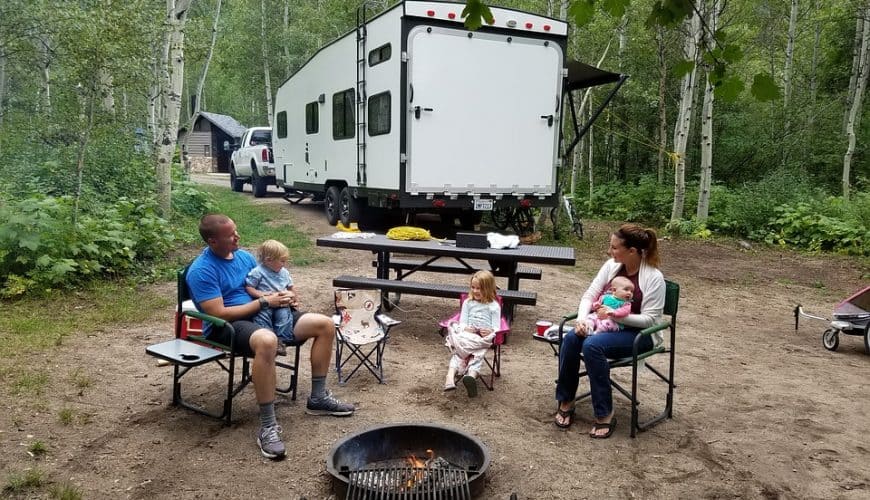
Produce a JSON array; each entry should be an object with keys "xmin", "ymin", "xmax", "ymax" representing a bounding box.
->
[{"xmin": 563, "ymin": 60, "xmax": 628, "ymax": 158}]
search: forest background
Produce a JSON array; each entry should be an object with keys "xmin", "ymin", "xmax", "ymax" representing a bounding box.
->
[{"xmin": 0, "ymin": 0, "xmax": 869, "ymax": 297}]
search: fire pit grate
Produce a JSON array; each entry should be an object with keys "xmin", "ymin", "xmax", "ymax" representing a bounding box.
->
[{"xmin": 345, "ymin": 465, "xmax": 470, "ymax": 499}]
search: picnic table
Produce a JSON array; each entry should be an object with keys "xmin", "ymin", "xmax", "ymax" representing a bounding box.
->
[{"xmin": 315, "ymin": 233, "xmax": 576, "ymax": 322}]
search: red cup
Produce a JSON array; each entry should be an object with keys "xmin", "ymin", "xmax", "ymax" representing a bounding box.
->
[{"xmin": 536, "ymin": 320, "xmax": 553, "ymax": 336}]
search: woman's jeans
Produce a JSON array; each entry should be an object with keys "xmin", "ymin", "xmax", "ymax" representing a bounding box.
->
[{"xmin": 556, "ymin": 328, "xmax": 653, "ymax": 419}]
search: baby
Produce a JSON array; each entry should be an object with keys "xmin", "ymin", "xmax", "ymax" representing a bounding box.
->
[
  {"xmin": 245, "ymin": 240, "xmax": 297, "ymax": 355},
  {"xmin": 583, "ymin": 276, "xmax": 634, "ymax": 334}
]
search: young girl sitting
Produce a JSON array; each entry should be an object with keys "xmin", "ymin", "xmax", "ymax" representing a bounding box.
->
[{"xmin": 444, "ymin": 270, "xmax": 501, "ymax": 397}]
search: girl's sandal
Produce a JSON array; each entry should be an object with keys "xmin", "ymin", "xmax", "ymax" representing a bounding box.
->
[{"xmin": 554, "ymin": 407, "xmax": 575, "ymax": 428}]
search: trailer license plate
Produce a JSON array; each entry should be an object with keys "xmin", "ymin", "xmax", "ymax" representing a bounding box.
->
[{"xmin": 473, "ymin": 199, "xmax": 493, "ymax": 211}]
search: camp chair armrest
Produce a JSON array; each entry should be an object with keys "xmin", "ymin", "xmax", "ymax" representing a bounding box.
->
[
  {"xmin": 638, "ymin": 320, "xmax": 670, "ymax": 337},
  {"xmin": 557, "ymin": 313, "xmax": 579, "ymax": 342},
  {"xmin": 184, "ymin": 310, "xmax": 227, "ymax": 328}
]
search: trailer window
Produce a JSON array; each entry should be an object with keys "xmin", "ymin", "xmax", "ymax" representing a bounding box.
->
[
  {"xmin": 277, "ymin": 111, "xmax": 287, "ymax": 138},
  {"xmin": 305, "ymin": 102, "xmax": 318, "ymax": 134},
  {"xmin": 368, "ymin": 91, "xmax": 391, "ymax": 136},
  {"xmin": 368, "ymin": 43, "xmax": 391, "ymax": 67},
  {"xmin": 332, "ymin": 89, "xmax": 355, "ymax": 140}
]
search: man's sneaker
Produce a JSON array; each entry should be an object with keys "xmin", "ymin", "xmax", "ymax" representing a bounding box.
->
[
  {"xmin": 276, "ymin": 341, "xmax": 287, "ymax": 357},
  {"xmin": 257, "ymin": 424, "xmax": 286, "ymax": 459},
  {"xmin": 306, "ymin": 391, "xmax": 355, "ymax": 416}
]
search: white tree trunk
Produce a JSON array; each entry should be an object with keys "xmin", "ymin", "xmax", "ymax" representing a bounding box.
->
[
  {"xmin": 697, "ymin": 0, "xmax": 720, "ymax": 221},
  {"xmin": 843, "ymin": 4, "xmax": 870, "ymax": 200},
  {"xmin": 98, "ymin": 68, "xmax": 115, "ymax": 114},
  {"xmin": 261, "ymin": 0, "xmax": 274, "ymax": 127},
  {"xmin": 844, "ymin": 11, "xmax": 865, "ymax": 133},
  {"xmin": 283, "ymin": 0, "xmax": 292, "ymax": 77},
  {"xmin": 656, "ymin": 27, "xmax": 667, "ymax": 184},
  {"xmin": 783, "ymin": 0, "xmax": 798, "ymax": 110},
  {"xmin": 148, "ymin": 50, "xmax": 160, "ymax": 146},
  {"xmin": 192, "ymin": 0, "xmax": 221, "ymax": 120},
  {"xmin": 36, "ymin": 35, "xmax": 52, "ymax": 115},
  {"xmin": 0, "ymin": 52, "xmax": 6, "ymax": 131},
  {"xmin": 670, "ymin": 9, "xmax": 702, "ymax": 223},
  {"xmin": 156, "ymin": 0, "xmax": 193, "ymax": 218}
]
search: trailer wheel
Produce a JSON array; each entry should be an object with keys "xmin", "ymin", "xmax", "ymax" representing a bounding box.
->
[
  {"xmin": 339, "ymin": 187, "xmax": 361, "ymax": 227},
  {"xmin": 229, "ymin": 165, "xmax": 244, "ymax": 192},
  {"xmin": 822, "ymin": 328, "xmax": 839, "ymax": 351},
  {"xmin": 251, "ymin": 165, "xmax": 267, "ymax": 198},
  {"xmin": 325, "ymin": 186, "xmax": 341, "ymax": 226}
]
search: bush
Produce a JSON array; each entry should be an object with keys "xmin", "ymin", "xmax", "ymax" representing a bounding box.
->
[
  {"xmin": 0, "ymin": 195, "xmax": 173, "ymax": 297},
  {"xmin": 765, "ymin": 196, "xmax": 869, "ymax": 255},
  {"xmin": 586, "ymin": 175, "xmax": 676, "ymax": 226}
]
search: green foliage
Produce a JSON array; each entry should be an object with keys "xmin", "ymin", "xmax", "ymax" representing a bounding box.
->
[
  {"xmin": 764, "ymin": 195, "xmax": 870, "ymax": 255},
  {"xmin": 587, "ymin": 175, "xmax": 676, "ymax": 227},
  {"xmin": 705, "ymin": 172, "xmax": 818, "ymax": 238},
  {"xmin": 750, "ymin": 73, "xmax": 782, "ymax": 101},
  {"xmin": 58, "ymin": 408, "xmax": 75, "ymax": 425},
  {"xmin": 646, "ymin": 0, "xmax": 694, "ymax": 28},
  {"xmin": 569, "ymin": 0, "xmax": 597, "ymax": 27},
  {"xmin": 0, "ymin": 195, "xmax": 174, "ymax": 296},
  {"xmin": 461, "ymin": 0, "xmax": 494, "ymax": 30},
  {"xmin": 171, "ymin": 180, "xmax": 216, "ymax": 218}
]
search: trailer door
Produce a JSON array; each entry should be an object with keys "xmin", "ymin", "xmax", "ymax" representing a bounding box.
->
[{"xmin": 406, "ymin": 26, "xmax": 563, "ymax": 194}]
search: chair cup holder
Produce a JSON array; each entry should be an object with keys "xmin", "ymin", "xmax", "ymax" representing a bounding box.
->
[{"xmin": 180, "ymin": 353, "xmax": 200, "ymax": 361}]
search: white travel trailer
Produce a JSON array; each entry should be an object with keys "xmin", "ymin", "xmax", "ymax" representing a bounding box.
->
[{"xmin": 273, "ymin": 0, "xmax": 624, "ymax": 231}]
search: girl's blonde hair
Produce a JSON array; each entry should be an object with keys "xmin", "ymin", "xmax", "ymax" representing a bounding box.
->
[
  {"xmin": 257, "ymin": 239, "xmax": 289, "ymax": 263},
  {"xmin": 471, "ymin": 270, "xmax": 497, "ymax": 303}
]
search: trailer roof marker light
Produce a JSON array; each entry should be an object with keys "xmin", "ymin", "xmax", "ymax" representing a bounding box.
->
[
  {"xmin": 543, "ymin": 24, "xmax": 551, "ymax": 31},
  {"xmin": 520, "ymin": 199, "xmax": 532, "ymax": 208},
  {"xmin": 506, "ymin": 19, "xmax": 517, "ymax": 28},
  {"xmin": 427, "ymin": 9, "xmax": 435, "ymax": 16},
  {"xmin": 525, "ymin": 22, "xmax": 533, "ymax": 29},
  {"xmin": 488, "ymin": 17, "xmax": 495, "ymax": 25},
  {"xmin": 448, "ymin": 12, "xmax": 456, "ymax": 19}
]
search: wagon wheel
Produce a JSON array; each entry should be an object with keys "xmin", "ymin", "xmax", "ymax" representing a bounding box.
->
[
  {"xmin": 864, "ymin": 324, "xmax": 869, "ymax": 355},
  {"xmin": 822, "ymin": 328, "xmax": 839, "ymax": 351}
]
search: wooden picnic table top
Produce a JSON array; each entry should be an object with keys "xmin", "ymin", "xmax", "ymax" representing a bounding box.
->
[{"xmin": 315, "ymin": 234, "xmax": 576, "ymax": 266}]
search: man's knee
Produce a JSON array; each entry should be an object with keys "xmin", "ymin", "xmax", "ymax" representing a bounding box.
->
[{"xmin": 251, "ymin": 328, "xmax": 278, "ymax": 355}]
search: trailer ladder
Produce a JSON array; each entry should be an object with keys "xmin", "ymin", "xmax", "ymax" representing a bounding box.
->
[{"xmin": 355, "ymin": 2, "xmax": 370, "ymax": 186}]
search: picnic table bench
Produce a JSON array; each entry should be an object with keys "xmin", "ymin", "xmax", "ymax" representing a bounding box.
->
[{"xmin": 332, "ymin": 274, "xmax": 538, "ymax": 307}]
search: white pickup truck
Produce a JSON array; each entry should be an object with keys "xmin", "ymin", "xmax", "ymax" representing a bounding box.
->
[{"xmin": 229, "ymin": 127, "xmax": 275, "ymax": 197}]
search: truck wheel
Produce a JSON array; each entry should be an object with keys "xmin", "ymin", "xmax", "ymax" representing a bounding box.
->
[
  {"xmin": 251, "ymin": 165, "xmax": 267, "ymax": 198},
  {"xmin": 339, "ymin": 187, "xmax": 361, "ymax": 227},
  {"xmin": 229, "ymin": 165, "xmax": 244, "ymax": 192},
  {"xmin": 325, "ymin": 186, "xmax": 341, "ymax": 225}
]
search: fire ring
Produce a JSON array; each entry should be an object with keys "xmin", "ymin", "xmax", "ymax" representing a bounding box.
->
[{"xmin": 326, "ymin": 423, "xmax": 491, "ymax": 498}]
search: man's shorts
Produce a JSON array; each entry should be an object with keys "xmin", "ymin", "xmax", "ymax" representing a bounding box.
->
[{"xmin": 209, "ymin": 309, "xmax": 307, "ymax": 357}]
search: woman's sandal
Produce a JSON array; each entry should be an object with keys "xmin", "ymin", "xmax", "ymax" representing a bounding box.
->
[
  {"xmin": 554, "ymin": 407, "xmax": 575, "ymax": 428},
  {"xmin": 589, "ymin": 417, "xmax": 617, "ymax": 439}
]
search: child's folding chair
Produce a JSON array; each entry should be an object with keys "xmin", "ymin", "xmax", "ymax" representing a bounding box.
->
[
  {"xmin": 333, "ymin": 289, "xmax": 400, "ymax": 384},
  {"xmin": 438, "ymin": 293, "xmax": 510, "ymax": 390}
]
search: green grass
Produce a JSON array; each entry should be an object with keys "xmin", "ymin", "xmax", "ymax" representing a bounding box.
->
[
  {"xmin": 10, "ymin": 372, "xmax": 48, "ymax": 396},
  {"xmin": 69, "ymin": 368, "xmax": 92, "ymax": 390},
  {"xmin": 50, "ymin": 483, "xmax": 83, "ymax": 500},
  {"xmin": 58, "ymin": 408, "xmax": 74, "ymax": 425},
  {"xmin": 3, "ymin": 469, "xmax": 45, "ymax": 494},
  {"xmin": 28, "ymin": 441, "xmax": 47, "ymax": 457},
  {"xmin": 0, "ymin": 282, "xmax": 172, "ymax": 359}
]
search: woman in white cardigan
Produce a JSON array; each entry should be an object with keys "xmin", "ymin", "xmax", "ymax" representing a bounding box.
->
[{"xmin": 554, "ymin": 223, "xmax": 665, "ymax": 438}]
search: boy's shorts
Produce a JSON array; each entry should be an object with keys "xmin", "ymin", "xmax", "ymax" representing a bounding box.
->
[{"xmin": 209, "ymin": 309, "xmax": 307, "ymax": 357}]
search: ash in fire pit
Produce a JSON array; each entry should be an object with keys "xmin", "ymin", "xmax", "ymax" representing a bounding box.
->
[{"xmin": 326, "ymin": 423, "xmax": 490, "ymax": 499}]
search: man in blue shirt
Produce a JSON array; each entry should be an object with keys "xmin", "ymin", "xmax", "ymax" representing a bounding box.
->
[{"xmin": 187, "ymin": 214, "xmax": 354, "ymax": 460}]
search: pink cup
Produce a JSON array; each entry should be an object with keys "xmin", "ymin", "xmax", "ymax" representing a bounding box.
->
[{"xmin": 536, "ymin": 320, "xmax": 553, "ymax": 336}]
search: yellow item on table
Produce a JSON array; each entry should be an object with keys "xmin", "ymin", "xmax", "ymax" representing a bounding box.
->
[
  {"xmin": 336, "ymin": 222, "xmax": 360, "ymax": 232},
  {"xmin": 386, "ymin": 226, "xmax": 431, "ymax": 240}
]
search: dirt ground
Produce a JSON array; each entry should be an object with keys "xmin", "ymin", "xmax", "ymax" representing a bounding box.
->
[{"xmin": 1, "ymin": 174, "xmax": 868, "ymax": 499}]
